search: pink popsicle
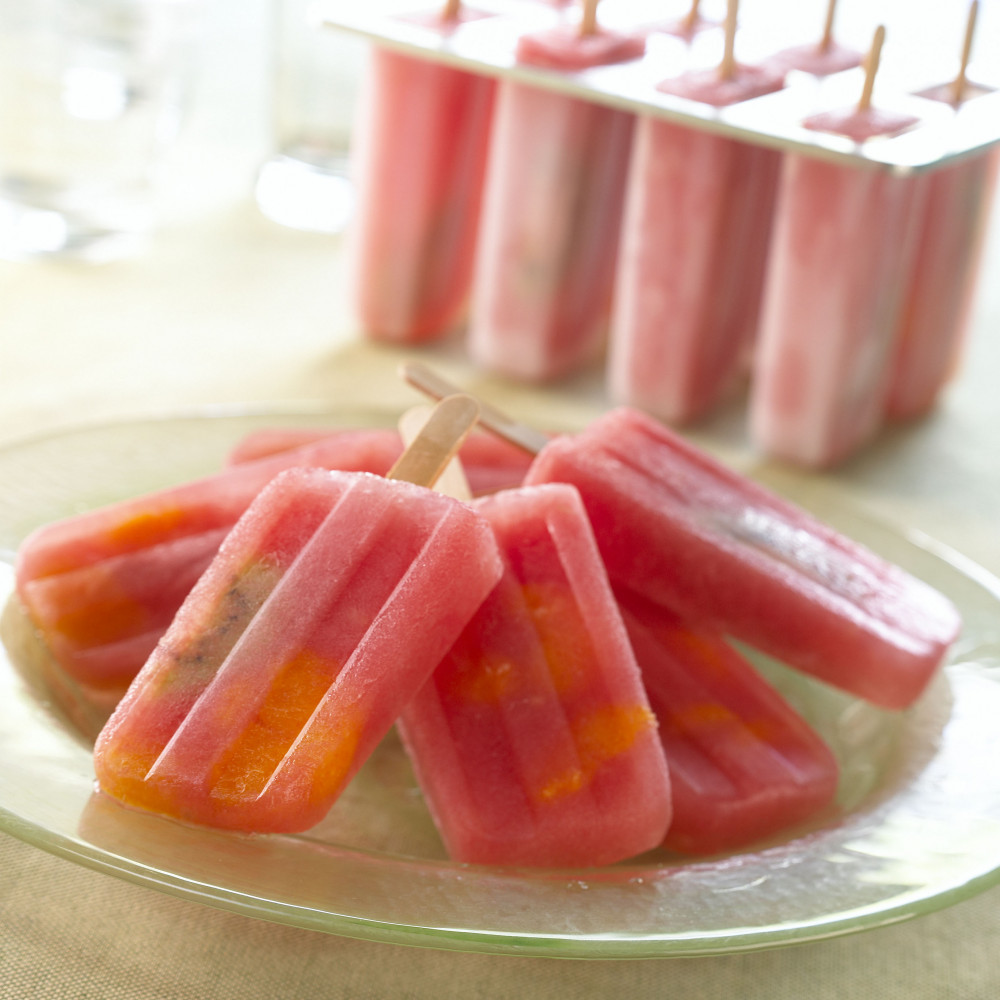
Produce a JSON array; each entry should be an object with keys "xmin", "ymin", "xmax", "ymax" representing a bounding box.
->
[
  {"xmin": 618, "ymin": 590, "xmax": 838, "ymax": 855},
  {"xmin": 349, "ymin": 43, "xmax": 496, "ymax": 343},
  {"xmin": 768, "ymin": 41, "xmax": 862, "ymax": 76},
  {"xmin": 515, "ymin": 19, "xmax": 645, "ymax": 70},
  {"xmin": 609, "ymin": 60, "xmax": 784, "ymax": 424},
  {"xmin": 886, "ymin": 149, "xmax": 998, "ymax": 420},
  {"xmin": 94, "ymin": 439, "xmax": 503, "ymax": 832},
  {"xmin": 467, "ymin": 19, "xmax": 643, "ymax": 381},
  {"xmin": 524, "ymin": 406, "xmax": 961, "ymax": 710},
  {"xmin": 14, "ymin": 431, "xmax": 402, "ymax": 697},
  {"xmin": 398, "ymin": 483, "xmax": 672, "ymax": 867},
  {"xmin": 886, "ymin": 10, "xmax": 999, "ymax": 421},
  {"xmin": 767, "ymin": 0, "xmax": 862, "ymax": 78},
  {"xmin": 750, "ymin": 26, "xmax": 932, "ymax": 465},
  {"xmin": 750, "ymin": 150, "xmax": 922, "ymax": 466}
]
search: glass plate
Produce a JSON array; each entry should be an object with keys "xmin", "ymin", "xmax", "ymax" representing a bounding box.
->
[{"xmin": 1, "ymin": 407, "xmax": 999, "ymax": 960}]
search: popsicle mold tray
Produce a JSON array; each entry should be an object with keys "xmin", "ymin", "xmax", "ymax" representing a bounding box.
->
[{"xmin": 321, "ymin": 0, "xmax": 1000, "ymax": 173}]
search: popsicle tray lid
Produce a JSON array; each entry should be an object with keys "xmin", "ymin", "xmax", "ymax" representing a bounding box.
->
[{"xmin": 319, "ymin": 0, "xmax": 1000, "ymax": 174}]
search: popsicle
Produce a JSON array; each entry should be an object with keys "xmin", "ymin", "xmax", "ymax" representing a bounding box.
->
[
  {"xmin": 349, "ymin": 5, "xmax": 496, "ymax": 343},
  {"xmin": 608, "ymin": 0, "xmax": 785, "ymax": 424},
  {"xmin": 13, "ymin": 430, "xmax": 403, "ymax": 699},
  {"xmin": 618, "ymin": 589, "xmax": 838, "ymax": 855},
  {"xmin": 467, "ymin": 0, "xmax": 643, "ymax": 381},
  {"xmin": 225, "ymin": 425, "xmax": 534, "ymax": 496},
  {"xmin": 886, "ymin": 3, "xmax": 1000, "ymax": 419},
  {"xmin": 402, "ymin": 363, "xmax": 961, "ymax": 711},
  {"xmin": 398, "ymin": 483, "xmax": 672, "ymax": 867},
  {"xmin": 524, "ymin": 405, "xmax": 960, "ymax": 710},
  {"xmin": 514, "ymin": 0, "xmax": 646, "ymax": 70},
  {"xmin": 886, "ymin": 149, "xmax": 998, "ymax": 419},
  {"xmin": 94, "ymin": 396, "xmax": 504, "ymax": 833},
  {"xmin": 768, "ymin": 0, "xmax": 862, "ymax": 76},
  {"xmin": 750, "ymin": 27, "xmax": 925, "ymax": 466}
]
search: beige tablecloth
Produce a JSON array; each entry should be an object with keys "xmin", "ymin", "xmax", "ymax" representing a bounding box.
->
[{"xmin": 2, "ymin": 1, "xmax": 1000, "ymax": 995}]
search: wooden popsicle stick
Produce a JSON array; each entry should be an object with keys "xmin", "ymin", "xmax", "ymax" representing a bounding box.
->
[
  {"xmin": 387, "ymin": 394, "xmax": 480, "ymax": 486},
  {"xmin": 819, "ymin": 0, "xmax": 838, "ymax": 53},
  {"xmin": 951, "ymin": 0, "xmax": 979, "ymax": 105},
  {"xmin": 580, "ymin": 0, "xmax": 599, "ymax": 36},
  {"xmin": 719, "ymin": 0, "xmax": 739, "ymax": 80},
  {"xmin": 441, "ymin": 0, "xmax": 462, "ymax": 22},
  {"xmin": 398, "ymin": 405, "xmax": 473, "ymax": 500},
  {"xmin": 400, "ymin": 363, "xmax": 550, "ymax": 456},
  {"xmin": 857, "ymin": 24, "xmax": 885, "ymax": 113},
  {"xmin": 681, "ymin": 0, "xmax": 702, "ymax": 33}
]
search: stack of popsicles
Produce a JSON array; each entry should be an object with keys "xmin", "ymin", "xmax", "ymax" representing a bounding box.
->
[
  {"xmin": 344, "ymin": 0, "xmax": 997, "ymax": 466},
  {"xmin": 6, "ymin": 372, "xmax": 961, "ymax": 865}
]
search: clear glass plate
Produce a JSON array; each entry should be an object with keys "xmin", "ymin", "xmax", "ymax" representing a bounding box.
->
[{"xmin": 1, "ymin": 407, "xmax": 999, "ymax": 959}]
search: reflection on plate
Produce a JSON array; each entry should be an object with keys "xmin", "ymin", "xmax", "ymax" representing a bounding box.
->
[{"xmin": 1, "ymin": 408, "xmax": 999, "ymax": 959}]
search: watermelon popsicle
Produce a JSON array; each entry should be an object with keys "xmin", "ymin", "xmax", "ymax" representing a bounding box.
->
[
  {"xmin": 94, "ymin": 395, "xmax": 504, "ymax": 833},
  {"xmin": 608, "ymin": 0, "xmax": 785, "ymax": 424},
  {"xmin": 750, "ymin": 27, "xmax": 924, "ymax": 466},
  {"xmin": 348, "ymin": 4, "xmax": 496, "ymax": 343},
  {"xmin": 618, "ymin": 590, "xmax": 838, "ymax": 855},
  {"xmin": 398, "ymin": 483, "xmax": 672, "ymax": 867},
  {"xmin": 886, "ymin": 2, "xmax": 999, "ymax": 420},
  {"xmin": 767, "ymin": 0, "xmax": 862, "ymax": 76},
  {"xmin": 13, "ymin": 430, "xmax": 403, "ymax": 700},
  {"xmin": 886, "ymin": 148, "xmax": 998, "ymax": 419},
  {"xmin": 467, "ymin": 0, "xmax": 643, "ymax": 381},
  {"xmin": 402, "ymin": 364, "xmax": 961, "ymax": 711}
]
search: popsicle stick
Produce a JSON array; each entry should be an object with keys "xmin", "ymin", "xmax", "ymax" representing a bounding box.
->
[
  {"xmin": 441, "ymin": 0, "xmax": 462, "ymax": 22},
  {"xmin": 400, "ymin": 363, "xmax": 550, "ymax": 456},
  {"xmin": 857, "ymin": 25, "xmax": 885, "ymax": 113},
  {"xmin": 681, "ymin": 0, "xmax": 702, "ymax": 33},
  {"xmin": 580, "ymin": 0, "xmax": 599, "ymax": 36},
  {"xmin": 951, "ymin": 0, "xmax": 979, "ymax": 105},
  {"xmin": 398, "ymin": 405, "xmax": 473, "ymax": 500},
  {"xmin": 819, "ymin": 0, "xmax": 838, "ymax": 53},
  {"xmin": 719, "ymin": 0, "xmax": 739, "ymax": 80},
  {"xmin": 387, "ymin": 394, "xmax": 480, "ymax": 486}
]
